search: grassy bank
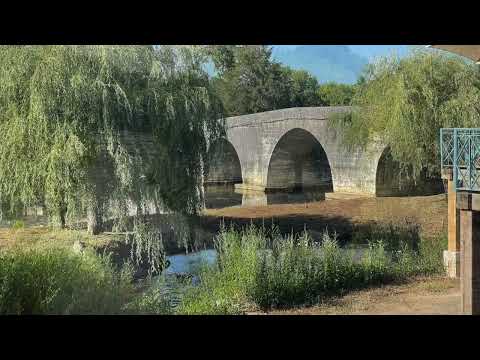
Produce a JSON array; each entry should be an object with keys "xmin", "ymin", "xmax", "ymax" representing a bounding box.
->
[
  {"xmin": 0, "ymin": 245, "xmax": 177, "ymax": 315},
  {"xmin": 0, "ymin": 220, "xmax": 446, "ymax": 315},
  {"xmin": 0, "ymin": 225, "xmax": 117, "ymax": 252},
  {"xmin": 0, "ymin": 247, "xmax": 135, "ymax": 314},
  {"xmin": 178, "ymin": 224, "xmax": 446, "ymax": 314}
]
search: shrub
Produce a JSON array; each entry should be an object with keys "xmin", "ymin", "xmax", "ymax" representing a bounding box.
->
[
  {"xmin": 177, "ymin": 224, "xmax": 446, "ymax": 313},
  {"xmin": 251, "ymin": 232, "xmax": 393, "ymax": 310},
  {"xmin": 177, "ymin": 225, "xmax": 263, "ymax": 315},
  {"xmin": 0, "ymin": 247, "xmax": 136, "ymax": 314},
  {"xmin": 123, "ymin": 285, "xmax": 173, "ymax": 315},
  {"xmin": 11, "ymin": 220, "xmax": 25, "ymax": 230}
]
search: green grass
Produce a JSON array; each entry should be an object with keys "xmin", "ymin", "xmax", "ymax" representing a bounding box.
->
[
  {"xmin": 0, "ymin": 222, "xmax": 447, "ymax": 315},
  {"xmin": 177, "ymin": 225, "xmax": 263, "ymax": 315},
  {"xmin": 11, "ymin": 220, "xmax": 25, "ymax": 230},
  {"xmin": 0, "ymin": 246, "xmax": 137, "ymax": 314},
  {"xmin": 177, "ymin": 224, "xmax": 446, "ymax": 314}
]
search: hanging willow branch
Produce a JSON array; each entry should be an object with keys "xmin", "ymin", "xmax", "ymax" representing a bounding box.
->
[
  {"xmin": 0, "ymin": 45, "xmax": 225, "ymax": 234},
  {"xmin": 329, "ymin": 49, "xmax": 480, "ymax": 179}
]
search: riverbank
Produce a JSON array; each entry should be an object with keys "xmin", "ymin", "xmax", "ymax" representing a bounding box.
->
[
  {"xmin": 203, "ymin": 194, "xmax": 447, "ymax": 241},
  {"xmin": 0, "ymin": 194, "xmax": 452, "ymax": 315},
  {"xmin": 251, "ymin": 276, "xmax": 460, "ymax": 315},
  {"xmin": 1, "ymin": 194, "xmax": 448, "ymax": 253}
]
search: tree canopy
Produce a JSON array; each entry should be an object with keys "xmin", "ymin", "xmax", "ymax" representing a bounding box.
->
[
  {"xmin": 317, "ymin": 82, "xmax": 356, "ymax": 106},
  {"xmin": 207, "ymin": 46, "xmax": 292, "ymax": 116},
  {"xmin": 202, "ymin": 45, "xmax": 356, "ymax": 116},
  {"xmin": 0, "ymin": 45, "xmax": 224, "ymax": 231},
  {"xmin": 330, "ymin": 49, "xmax": 480, "ymax": 177},
  {"xmin": 284, "ymin": 68, "xmax": 321, "ymax": 107}
]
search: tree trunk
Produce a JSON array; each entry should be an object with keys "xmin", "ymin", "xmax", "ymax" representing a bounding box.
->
[
  {"xmin": 58, "ymin": 196, "xmax": 67, "ymax": 229},
  {"xmin": 87, "ymin": 199, "xmax": 103, "ymax": 235},
  {"xmin": 59, "ymin": 208, "xmax": 67, "ymax": 229}
]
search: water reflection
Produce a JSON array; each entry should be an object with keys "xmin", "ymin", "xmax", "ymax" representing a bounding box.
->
[
  {"xmin": 154, "ymin": 249, "xmax": 217, "ymax": 306},
  {"xmin": 165, "ymin": 246, "xmax": 369, "ymax": 276},
  {"xmin": 165, "ymin": 249, "xmax": 217, "ymax": 276},
  {"xmin": 204, "ymin": 184, "xmax": 327, "ymax": 209},
  {"xmin": 204, "ymin": 184, "xmax": 243, "ymax": 209}
]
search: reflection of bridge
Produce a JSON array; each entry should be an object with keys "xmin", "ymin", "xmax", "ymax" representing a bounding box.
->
[{"xmin": 206, "ymin": 107, "xmax": 442, "ymax": 197}]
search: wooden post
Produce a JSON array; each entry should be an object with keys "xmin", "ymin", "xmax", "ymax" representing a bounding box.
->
[
  {"xmin": 448, "ymin": 179, "xmax": 460, "ymax": 252},
  {"xmin": 457, "ymin": 191, "xmax": 480, "ymax": 315},
  {"xmin": 442, "ymin": 168, "xmax": 460, "ymax": 278}
]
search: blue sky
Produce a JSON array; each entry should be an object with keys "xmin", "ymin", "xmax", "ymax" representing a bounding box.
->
[
  {"xmin": 274, "ymin": 45, "xmax": 412, "ymax": 62},
  {"xmin": 270, "ymin": 45, "xmax": 416, "ymax": 83},
  {"xmin": 204, "ymin": 45, "xmax": 422, "ymax": 84}
]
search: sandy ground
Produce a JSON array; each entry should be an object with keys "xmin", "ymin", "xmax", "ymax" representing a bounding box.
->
[
  {"xmin": 250, "ymin": 277, "xmax": 461, "ymax": 315},
  {"xmin": 204, "ymin": 194, "xmax": 448, "ymax": 240}
]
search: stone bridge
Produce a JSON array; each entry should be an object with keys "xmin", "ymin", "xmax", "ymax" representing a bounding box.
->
[{"xmin": 205, "ymin": 107, "xmax": 442, "ymax": 200}]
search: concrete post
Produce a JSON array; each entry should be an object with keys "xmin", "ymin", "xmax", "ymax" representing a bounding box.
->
[
  {"xmin": 457, "ymin": 192, "xmax": 480, "ymax": 315},
  {"xmin": 442, "ymin": 169, "xmax": 460, "ymax": 278}
]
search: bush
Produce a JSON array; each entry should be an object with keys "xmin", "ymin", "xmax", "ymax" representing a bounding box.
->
[
  {"xmin": 0, "ymin": 247, "xmax": 136, "ymax": 314},
  {"xmin": 251, "ymin": 232, "xmax": 393, "ymax": 309},
  {"xmin": 177, "ymin": 225, "xmax": 263, "ymax": 315},
  {"xmin": 123, "ymin": 285, "xmax": 173, "ymax": 315},
  {"xmin": 177, "ymin": 224, "xmax": 446, "ymax": 313},
  {"xmin": 11, "ymin": 220, "xmax": 25, "ymax": 230}
]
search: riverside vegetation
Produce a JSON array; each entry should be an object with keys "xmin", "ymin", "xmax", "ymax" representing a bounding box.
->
[
  {"xmin": 0, "ymin": 221, "xmax": 446, "ymax": 315},
  {"xmin": 0, "ymin": 46, "xmax": 462, "ymax": 315},
  {"xmin": 178, "ymin": 223, "xmax": 445, "ymax": 314}
]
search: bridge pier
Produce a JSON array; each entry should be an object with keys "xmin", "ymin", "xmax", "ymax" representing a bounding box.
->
[
  {"xmin": 234, "ymin": 183, "xmax": 267, "ymax": 192},
  {"xmin": 457, "ymin": 192, "xmax": 480, "ymax": 315}
]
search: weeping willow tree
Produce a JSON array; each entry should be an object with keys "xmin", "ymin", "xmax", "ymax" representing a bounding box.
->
[
  {"xmin": 330, "ymin": 49, "xmax": 480, "ymax": 180},
  {"xmin": 0, "ymin": 45, "xmax": 224, "ymax": 234}
]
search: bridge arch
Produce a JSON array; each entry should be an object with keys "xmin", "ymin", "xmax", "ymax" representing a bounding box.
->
[
  {"xmin": 375, "ymin": 146, "xmax": 406, "ymax": 196},
  {"xmin": 375, "ymin": 146, "xmax": 444, "ymax": 196},
  {"xmin": 266, "ymin": 128, "xmax": 333, "ymax": 192},
  {"xmin": 205, "ymin": 138, "xmax": 243, "ymax": 185}
]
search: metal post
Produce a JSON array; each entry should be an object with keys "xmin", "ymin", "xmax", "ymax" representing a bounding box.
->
[{"xmin": 440, "ymin": 128, "xmax": 443, "ymax": 168}]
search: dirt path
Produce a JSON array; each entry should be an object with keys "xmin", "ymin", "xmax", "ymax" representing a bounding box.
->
[{"xmin": 250, "ymin": 277, "xmax": 461, "ymax": 315}]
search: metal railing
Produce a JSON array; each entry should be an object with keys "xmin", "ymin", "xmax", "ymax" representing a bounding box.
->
[{"xmin": 441, "ymin": 128, "xmax": 480, "ymax": 192}]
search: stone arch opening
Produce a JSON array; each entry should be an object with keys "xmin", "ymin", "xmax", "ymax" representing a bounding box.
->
[
  {"xmin": 204, "ymin": 138, "xmax": 243, "ymax": 209},
  {"xmin": 375, "ymin": 147, "xmax": 444, "ymax": 197},
  {"xmin": 266, "ymin": 128, "xmax": 333, "ymax": 193},
  {"xmin": 205, "ymin": 138, "xmax": 242, "ymax": 185}
]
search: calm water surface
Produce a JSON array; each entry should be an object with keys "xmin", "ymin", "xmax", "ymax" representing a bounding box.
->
[{"xmin": 204, "ymin": 184, "xmax": 327, "ymax": 209}]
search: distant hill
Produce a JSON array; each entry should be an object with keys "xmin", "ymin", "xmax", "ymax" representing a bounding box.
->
[
  {"xmin": 203, "ymin": 45, "xmax": 413, "ymax": 84},
  {"xmin": 271, "ymin": 45, "xmax": 411, "ymax": 84},
  {"xmin": 272, "ymin": 45, "xmax": 368, "ymax": 84}
]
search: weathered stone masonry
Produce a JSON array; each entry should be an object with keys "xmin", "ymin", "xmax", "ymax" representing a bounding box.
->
[{"xmin": 206, "ymin": 107, "xmax": 387, "ymax": 195}]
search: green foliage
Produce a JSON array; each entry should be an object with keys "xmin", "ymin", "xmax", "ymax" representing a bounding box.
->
[
  {"xmin": 201, "ymin": 45, "xmax": 237, "ymax": 75},
  {"xmin": 0, "ymin": 247, "xmax": 136, "ymax": 314},
  {"xmin": 0, "ymin": 45, "xmax": 224, "ymax": 227},
  {"xmin": 11, "ymin": 219, "xmax": 25, "ymax": 230},
  {"xmin": 250, "ymin": 231, "xmax": 389, "ymax": 310},
  {"xmin": 204, "ymin": 45, "xmax": 362, "ymax": 116},
  {"xmin": 177, "ymin": 224, "xmax": 445, "ymax": 313},
  {"xmin": 284, "ymin": 68, "xmax": 322, "ymax": 107},
  {"xmin": 210, "ymin": 46, "xmax": 292, "ymax": 116},
  {"xmin": 0, "ymin": 223, "xmax": 446, "ymax": 315},
  {"xmin": 122, "ymin": 283, "xmax": 174, "ymax": 315},
  {"xmin": 178, "ymin": 225, "xmax": 263, "ymax": 314},
  {"xmin": 330, "ymin": 49, "xmax": 480, "ymax": 177},
  {"xmin": 317, "ymin": 82, "xmax": 356, "ymax": 106}
]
